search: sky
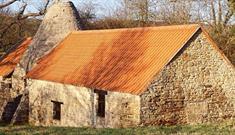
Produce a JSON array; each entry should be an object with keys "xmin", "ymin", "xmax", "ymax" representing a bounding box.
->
[
  {"xmin": 72, "ymin": 0, "xmax": 119, "ymax": 16},
  {"xmin": 8, "ymin": 0, "xmax": 119, "ymax": 17},
  {"xmin": 72, "ymin": 0, "xmax": 117, "ymax": 7}
]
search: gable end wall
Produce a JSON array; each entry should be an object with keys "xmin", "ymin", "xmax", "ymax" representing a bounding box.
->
[{"xmin": 140, "ymin": 30, "xmax": 235, "ymax": 125}]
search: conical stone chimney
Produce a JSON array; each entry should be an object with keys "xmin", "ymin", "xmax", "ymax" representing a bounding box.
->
[{"xmin": 20, "ymin": 1, "xmax": 83, "ymax": 71}]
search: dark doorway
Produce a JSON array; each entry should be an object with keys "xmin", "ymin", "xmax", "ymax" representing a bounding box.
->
[{"xmin": 94, "ymin": 90, "xmax": 107, "ymax": 118}]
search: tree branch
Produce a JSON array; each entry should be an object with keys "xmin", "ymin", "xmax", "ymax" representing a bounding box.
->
[
  {"xmin": 223, "ymin": 10, "xmax": 234, "ymax": 26},
  {"xmin": 0, "ymin": 0, "xmax": 18, "ymax": 9},
  {"xmin": 210, "ymin": 0, "xmax": 217, "ymax": 26},
  {"xmin": 0, "ymin": 0, "xmax": 51, "ymax": 51},
  {"xmin": 19, "ymin": 0, "xmax": 50, "ymax": 20}
]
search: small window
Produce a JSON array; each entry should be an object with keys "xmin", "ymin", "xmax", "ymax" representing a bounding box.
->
[
  {"xmin": 51, "ymin": 101, "xmax": 63, "ymax": 120},
  {"xmin": 95, "ymin": 90, "xmax": 107, "ymax": 118},
  {"xmin": 8, "ymin": 83, "xmax": 12, "ymax": 89}
]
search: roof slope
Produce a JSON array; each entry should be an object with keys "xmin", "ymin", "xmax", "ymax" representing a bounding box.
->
[
  {"xmin": 27, "ymin": 24, "xmax": 200, "ymax": 95},
  {"xmin": 0, "ymin": 38, "xmax": 32, "ymax": 77}
]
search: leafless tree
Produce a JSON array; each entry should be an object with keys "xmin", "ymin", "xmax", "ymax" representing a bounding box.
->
[
  {"xmin": 113, "ymin": 0, "xmax": 158, "ymax": 26},
  {"xmin": 156, "ymin": 0, "xmax": 193, "ymax": 24},
  {"xmin": 0, "ymin": 0, "xmax": 52, "ymax": 52}
]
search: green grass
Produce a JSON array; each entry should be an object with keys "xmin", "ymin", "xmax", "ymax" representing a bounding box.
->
[{"xmin": 0, "ymin": 121, "xmax": 235, "ymax": 135}]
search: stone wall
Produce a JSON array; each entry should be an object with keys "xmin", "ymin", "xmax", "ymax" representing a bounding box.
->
[
  {"xmin": 11, "ymin": 65, "xmax": 26, "ymax": 97},
  {"xmin": 140, "ymin": 30, "xmax": 235, "ymax": 126},
  {"xmin": 28, "ymin": 80, "xmax": 140, "ymax": 128},
  {"xmin": 0, "ymin": 65, "xmax": 29, "ymax": 124},
  {"xmin": 28, "ymin": 80, "xmax": 93, "ymax": 127},
  {"xmin": 95, "ymin": 91, "xmax": 140, "ymax": 128},
  {"xmin": 0, "ymin": 77, "xmax": 12, "ymax": 122}
]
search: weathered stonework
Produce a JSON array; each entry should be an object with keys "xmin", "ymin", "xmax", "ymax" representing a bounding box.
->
[
  {"xmin": 11, "ymin": 65, "xmax": 26, "ymax": 96},
  {"xmin": 0, "ymin": 77, "xmax": 12, "ymax": 122},
  {"xmin": 101, "ymin": 91, "xmax": 140, "ymax": 128},
  {"xmin": 0, "ymin": 65, "xmax": 29, "ymax": 124},
  {"xmin": 27, "ymin": 80, "xmax": 140, "ymax": 128},
  {"xmin": 28, "ymin": 80, "xmax": 92, "ymax": 127},
  {"xmin": 140, "ymin": 30, "xmax": 235, "ymax": 126}
]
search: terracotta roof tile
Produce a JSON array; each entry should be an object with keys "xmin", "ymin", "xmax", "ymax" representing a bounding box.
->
[
  {"xmin": 27, "ymin": 25, "xmax": 200, "ymax": 94},
  {"xmin": 0, "ymin": 38, "xmax": 32, "ymax": 77}
]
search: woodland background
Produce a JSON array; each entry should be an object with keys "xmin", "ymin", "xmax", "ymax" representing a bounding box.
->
[{"xmin": 0, "ymin": 0, "xmax": 235, "ymax": 65}]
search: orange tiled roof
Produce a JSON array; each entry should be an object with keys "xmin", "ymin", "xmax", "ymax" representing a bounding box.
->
[
  {"xmin": 0, "ymin": 38, "xmax": 32, "ymax": 77},
  {"xmin": 27, "ymin": 25, "xmax": 200, "ymax": 95}
]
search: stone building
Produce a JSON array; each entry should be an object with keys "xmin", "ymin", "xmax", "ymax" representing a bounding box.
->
[{"xmin": 0, "ymin": 1, "xmax": 234, "ymax": 128}]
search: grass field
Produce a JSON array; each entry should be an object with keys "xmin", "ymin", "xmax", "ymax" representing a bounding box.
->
[{"xmin": 0, "ymin": 121, "xmax": 235, "ymax": 135}]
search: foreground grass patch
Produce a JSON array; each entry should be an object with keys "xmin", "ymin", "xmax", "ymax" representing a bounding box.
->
[{"xmin": 0, "ymin": 122, "xmax": 235, "ymax": 135}]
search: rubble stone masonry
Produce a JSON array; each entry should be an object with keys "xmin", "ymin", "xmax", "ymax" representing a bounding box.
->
[{"xmin": 140, "ymin": 30, "xmax": 235, "ymax": 125}]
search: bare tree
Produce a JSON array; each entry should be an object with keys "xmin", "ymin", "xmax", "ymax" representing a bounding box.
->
[
  {"xmin": 76, "ymin": 0, "xmax": 97, "ymax": 29},
  {"xmin": 156, "ymin": 0, "xmax": 193, "ymax": 24},
  {"xmin": 114, "ymin": 0, "xmax": 158, "ymax": 26},
  {"xmin": 0, "ymin": 0, "xmax": 52, "ymax": 52}
]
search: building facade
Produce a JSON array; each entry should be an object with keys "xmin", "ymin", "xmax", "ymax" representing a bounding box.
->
[{"xmin": 0, "ymin": 1, "xmax": 234, "ymax": 128}]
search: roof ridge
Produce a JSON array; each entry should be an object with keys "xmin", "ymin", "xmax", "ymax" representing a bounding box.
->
[
  {"xmin": 71, "ymin": 24, "xmax": 201, "ymax": 34},
  {"xmin": 0, "ymin": 37, "xmax": 32, "ymax": 61}
]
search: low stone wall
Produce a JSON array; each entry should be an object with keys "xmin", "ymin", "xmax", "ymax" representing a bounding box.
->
[{"xmin": 140, "ymin": 30, "xmax": 235, "ymax": 125}]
